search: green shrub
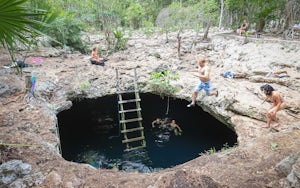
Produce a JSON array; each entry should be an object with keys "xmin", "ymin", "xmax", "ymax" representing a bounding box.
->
[
  {"xmin": 47, "ymin": 13, "xmax": 88, "ymax": 54},
  {"xmin": 149, "ymin": 70, "xmax": 179, "ymax": 97},
  {"xmin": 113, "ymin": 30, "xmax": 128, "ymax": 51}
]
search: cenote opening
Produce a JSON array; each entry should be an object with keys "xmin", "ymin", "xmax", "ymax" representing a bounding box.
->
[{"xmin": 57, "ymin": 93, "xmax": 237, "ymax": 173}]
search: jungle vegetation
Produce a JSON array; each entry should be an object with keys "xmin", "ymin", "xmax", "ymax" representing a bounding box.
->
[{"xmin": 0, "ymin": 0, "xmax": 299, "ymax": 58}]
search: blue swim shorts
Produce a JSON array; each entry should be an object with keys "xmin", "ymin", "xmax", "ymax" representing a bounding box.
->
[{"xmin": 194, "ymin": 81, "xmax": 212, "ymax": 95}]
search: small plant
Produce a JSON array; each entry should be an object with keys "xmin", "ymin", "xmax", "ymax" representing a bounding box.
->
[
  {"xmin": 239, "ymin": 51, "xmax": 247, "ymax": 57},
  {"xmin": 255, "ymin": 41, "xmax": 262, "ymax": 46},
  {"xmin": 199, "ymin": 147, "xmax": 216, "ymax": 156},
  {"xmin": 199, "ymin": 143, "xmax": 238, "ymax": 156},
  {"xmin": 271, "ymin": 143, "xmax": 278, "ymax": 150},
  {"xmin": 149, "ymin": 70, "xmax": 179, "ymax": 115},
  {"xmin": 243, "ymin": 31, "xmax": 249, "ymax": 44},
  {"xmin": 243, "ymin": 31, "xmax": 249, "ymax": 38},
  {"xmin": 81, "ymin": 81, "xmax": 90, "ymax": 91},
  {"xmin": 113, "ymin": 30, "xmax": 128, "ymax": 51},
  {"xmin": 149, "ymin": 70, "xmax": 179, "ymax": 96},
  {"xmin": 142, "ymin": 27, "xmax": 156, "ymax": 37},
  {"xmin": 113, "ymin": 163, "xmax": 119, "ymax": 170}
]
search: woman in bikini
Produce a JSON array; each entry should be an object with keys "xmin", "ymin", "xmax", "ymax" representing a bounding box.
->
[
  {"xmin": 91, "ymin": 47, "xmax": 105, "ymax": 65},
  {"xmin": 260, "ymin": 84, "xmax": 286, "ymax": 128}
]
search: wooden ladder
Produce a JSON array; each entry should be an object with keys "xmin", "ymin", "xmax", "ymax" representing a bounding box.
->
[{"xmin": 116, "ymin": 68, "xmax": 146, "ymax": 152}]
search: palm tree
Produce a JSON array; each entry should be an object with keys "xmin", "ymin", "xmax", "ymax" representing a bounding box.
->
[{"xmin": 0, "ymin": 0, "xmax": 46, "ymax": 66}]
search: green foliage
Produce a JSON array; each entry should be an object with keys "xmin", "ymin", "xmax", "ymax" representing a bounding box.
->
[
  {"xmin": 149, "ymin": 70, "xmax": 179, "ymax": 97},
  {"xmin": 156, "ymin": 2, "xmax": 202, "ymax": 41},
  {"xmin": 81, "ymin": 81, "xmax": 90, "ymax": 91},
  {"xmin": 0, "ymin": 0, "xmax": 37, "ymax": 48},
  {"xmin": 141, "ymin": 27, "xmax": 156, "ymax": 37},
  {"xmin": 271, "ymin": 143, "xmax": 278, "ymax": 150},
  {"xmin": 125, "ymin": 3, "xmax": 145, "ymax": 29},
  {"xmin": 202, "ymin": 147, "xmax": 216, "ymax": 155},
  {"xmin": 199, "ymin": 143, "xmax": 238, "ymax": 156},
  {"xmin": 225, "ymin": 0, "xmax": 286, "ymax": 31},
  {"xmin": 198, "ymin": 0, "xmax": 219, "ymax": 24},
  {"xmin": 0, "ymin": 0, "xmax": 48, "ymax": 73},
  {"xmin": 113, "ymin": 30, "xmax": 128, "ymax": 51},
  {"xmin": 47, "ymin": 13, "xmax": 88, "ymax": 53},
  {"xmin": 239, "ymin": 51, "xmax": 247, "ymax": 57},
  {"xmin": 243, "ymin": 31, "xmax": 249, "ymax": 38}
]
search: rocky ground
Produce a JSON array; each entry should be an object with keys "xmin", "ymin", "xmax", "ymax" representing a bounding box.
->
[{"xmin": 0, "ymin": 30, "xmax": 300, "ymax": 188}]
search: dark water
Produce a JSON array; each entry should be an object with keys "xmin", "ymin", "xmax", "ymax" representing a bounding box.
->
[{"xmin": 57, "ymin": 93, "xmax": 237, "ymax": 172}]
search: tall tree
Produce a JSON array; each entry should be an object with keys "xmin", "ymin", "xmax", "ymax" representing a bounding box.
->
[
  {"xmin": 219, "ymin": 0, "xmax": 224, "ymax": 29},
  {"xmin": 198, "ymin": 0, "xmax": 219, "ymax": 40}
]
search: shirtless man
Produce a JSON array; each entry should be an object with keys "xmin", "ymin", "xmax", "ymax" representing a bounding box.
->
[
  {"xmin": 187, "ymin": 56, "xmax": 218, "ymax": 107},
  {"xmin": 260, "ymin": 84, "xmax": 286, "ymax": 128}
]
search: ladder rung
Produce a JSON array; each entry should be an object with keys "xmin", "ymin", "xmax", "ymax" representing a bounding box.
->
[
  {"xmin": 119, "ymin": 108, "xmax": 141, "ymax": 113},
  {"xmin": 118, "ymin": 99, "xmax": 141, "ymax": 104},
  {"xmin": 124, "ymin": 145, "xmax": 146, "ymax": 152},
  {"xmin": 120, "ymin": 118, "xmax": 143, "ymax": 123},
  {"xmin": 117, "ymin": 90, "xmax": 139, "ymax": 94},
  {"xmin": 121, "ymin": 127, "xmax": 144, "ymax": 133},
  {"xmin": 122, "ymin": 136, "xmax": 145, "ymax": 143}
]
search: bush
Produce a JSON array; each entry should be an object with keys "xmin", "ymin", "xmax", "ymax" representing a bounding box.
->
[
  {"xmin": 47, "ymin": 14, "xmax": 88, "ymax": 54},
  {"xmin": 113, "ymin": 30, "xmax": 128, "ymax": 51}
]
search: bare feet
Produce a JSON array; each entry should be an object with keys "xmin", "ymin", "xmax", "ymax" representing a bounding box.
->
[
  {"xmin": 273, "ymin": 123, "xmax": 280, "ymax": 127},
  {"xmin": 262, "ymin": 125, "xmax": 270, "ymax": 128}
]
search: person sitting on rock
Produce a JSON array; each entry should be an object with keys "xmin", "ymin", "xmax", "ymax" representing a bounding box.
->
[
  {"xmin": 237, "ymin": 19, "xmax": 249, "ymax": 36},
  {"xmin": 91, "ymin": 46, "xmax": 105, "ymax": 66}
]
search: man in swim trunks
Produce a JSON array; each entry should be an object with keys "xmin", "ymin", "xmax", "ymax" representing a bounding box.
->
[{"xmin": 187, "ymin": 56, "xmax": 218, "ymax": 107}]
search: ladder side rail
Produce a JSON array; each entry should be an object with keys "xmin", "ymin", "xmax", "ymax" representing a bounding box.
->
[
  {"xmin": 118, "ymin": 94, "xmax": 129, "ymax": 149},
  {"xmin": 134, "ymin": 68, "xmax": 146, "ymax": 148}
]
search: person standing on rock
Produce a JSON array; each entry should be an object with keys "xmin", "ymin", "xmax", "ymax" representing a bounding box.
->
[
  {"xmin": 187, "ymin": 56, "xmax": 218, "ymax": 108},
  {"xmin": 260, "ymin": 84, "xmax": 286, "ymax": 128}
]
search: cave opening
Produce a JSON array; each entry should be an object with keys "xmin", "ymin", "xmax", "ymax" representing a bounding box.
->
[{"xmin": 57, "ymin": 93, "xmax": 237, "ymax": 172}]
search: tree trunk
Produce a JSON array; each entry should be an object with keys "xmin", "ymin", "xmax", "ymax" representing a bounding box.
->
[
  {"xmin": 177, "ymin": 31, "xmax": 181, "ymax": 59},
  {"xmin": 202, "ymin": 22, "xmax": 211, "ymax": 40},
  {"xmin": 218, "ymin": 0, "xmax": 224, "ymax": 29},
  {"xmin": 256, "ymin": 19, "xmax": 266, "ymax": 32},
  {"xmin": 277, "ymin": 0, "xmax": 293, "ymax": 34},
  {"xmin": 165, "ymin": 31, "xmax": 169, "ymax": 43}
]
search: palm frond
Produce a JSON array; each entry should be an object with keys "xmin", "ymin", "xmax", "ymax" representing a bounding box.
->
[{"xmin": 0, "ymin": 0, "xmax": 46, "ymax": 51}]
